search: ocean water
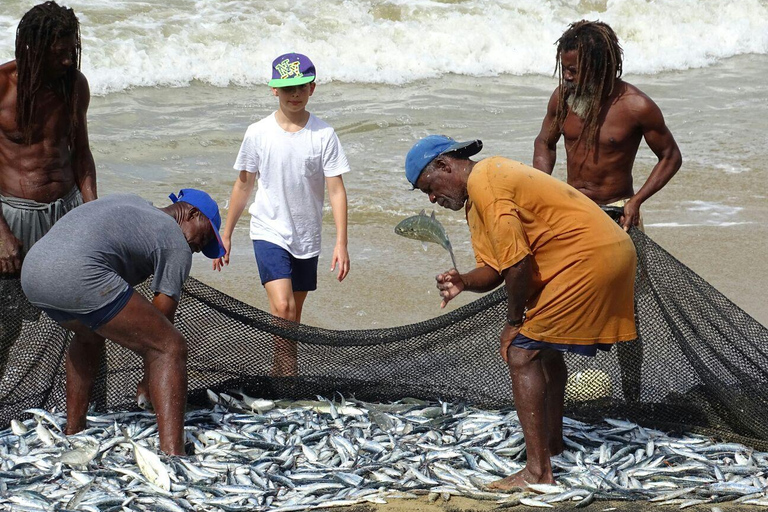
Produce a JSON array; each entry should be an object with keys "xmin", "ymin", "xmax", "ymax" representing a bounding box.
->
[
  {"xmin": 1, "ymin": 0, "xmax": 766, "ymax": 328},
  {"xmin": 3, "ymin": 0, "xmax": 768, "ymax": 93}
]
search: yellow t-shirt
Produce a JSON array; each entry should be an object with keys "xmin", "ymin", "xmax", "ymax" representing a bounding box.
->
[{"xmin": 466, "ymin": 157, "xmax": 637, "ymax": 345}]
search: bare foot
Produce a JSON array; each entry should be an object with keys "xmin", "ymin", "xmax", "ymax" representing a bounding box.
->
[{"xmin": 487, "ymin": 467, "xmax": 554, "ymax": 491}]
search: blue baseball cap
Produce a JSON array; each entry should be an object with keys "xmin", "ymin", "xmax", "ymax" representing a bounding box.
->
[
  {"xmin": 169, "ymin": 189, "xmax": 226, "ymax": 259},
  {"xmin": 269, "ymin": 52, "xmax": 316, "ymax": 88},
  {"xmin": 405, "ymin": 135, "xmax": 483, "ymax": 186}
]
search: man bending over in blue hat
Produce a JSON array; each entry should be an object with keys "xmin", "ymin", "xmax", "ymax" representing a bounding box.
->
[
  {"xmin": 405, "ymin": 135, "xmax": 636, "ymax": 489},
  {"xmin": 21, "ymin": 189, "xmax": 225, "ymax": 455}
]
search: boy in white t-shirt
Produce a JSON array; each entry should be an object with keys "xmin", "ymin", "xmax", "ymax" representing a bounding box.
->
[{"xmin": 215, "ymin": 53, "xmax": 351, "ymax": 375}]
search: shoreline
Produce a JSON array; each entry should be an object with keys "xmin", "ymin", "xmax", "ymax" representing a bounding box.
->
[{"xmin": 82, "ymin": 58, "xmax": 768, "ymax": 330}]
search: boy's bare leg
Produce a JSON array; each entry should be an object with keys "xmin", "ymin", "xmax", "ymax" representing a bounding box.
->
[
  {"xmin": 293, "ymin": 291, "xmax": 308, "ymax": 323},
  {"xmin": 94, "ymin": 293, "xmax": 188, "ymax": 455},
  {"xmin": 264, "ymin": 279, "xmax": 306, "ymax": 377},
  {"xmin": 488, "ymin": 346, "xmax": 556, "ymax": 490},
  {"xmin": 61, "ymin": 322, "xmax": 106, "ymax": 434}
]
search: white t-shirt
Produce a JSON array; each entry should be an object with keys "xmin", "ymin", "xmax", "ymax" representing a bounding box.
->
[{"xmin": 233, "ymin": 112, "xmax": 350, "ymax": 258}]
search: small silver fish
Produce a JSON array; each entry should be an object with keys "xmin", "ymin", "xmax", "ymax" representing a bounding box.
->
[
  {"xmin": 395, "ymin": 209, "xmax": 457, "ymax": 270},
  {"xmin": 65, "ymin": 482, "xmax": 92, "ymax": 510},
  {"xmin": 10, "ymin": 419, "xmax": 27, "ymax": 435},
  {"xmin": 58, "ymin": 438, "xmax": 100, "ymax": 466},
  {"xmin": 520, "ymin": 497, "xmax": 554, "ymax": 508},
  {"xmin": 35, "ymin": 421, "xmax": 56, "ymax": 446},
  {"xmin": 120, "ymin": 427, "xmax": 171, "ymax": 491},
  {"xmin": 4, "ymin": 395, "xmax": 768, "ymax": 511}
]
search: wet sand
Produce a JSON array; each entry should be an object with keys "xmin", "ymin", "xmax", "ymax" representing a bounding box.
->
[
  {"xmin": 336, "ymin": 496, "xmax": 756, "ymax": 511},
  {"xmin": 86, "ymin": 55, "xmax": 768, "ymax": 330}
]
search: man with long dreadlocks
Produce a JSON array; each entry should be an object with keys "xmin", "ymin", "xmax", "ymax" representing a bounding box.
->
[
  {"xmin": 533, "ymin": 20, "xmax": 682, "ymax": 403},
  {"xmin": 533, "ymin": 19, "xmax": 682, "ymax": 230},
  {"xmin": 0, "ymin": 1, "xmax": 96, "ymax": 379}
]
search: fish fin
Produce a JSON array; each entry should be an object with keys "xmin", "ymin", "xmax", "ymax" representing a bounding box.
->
[
  {"xmin": 449, "ymin": 248, "xmax": 458, "ymax": 271},
  {"xmin": 431, "ymin": 210, "xmax": 436, "ymax": 220}
]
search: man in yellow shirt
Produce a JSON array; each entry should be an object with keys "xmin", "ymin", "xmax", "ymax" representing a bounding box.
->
[{"xmin": 405, "ymin": 135, "xmax": 637, "ymax": 489}]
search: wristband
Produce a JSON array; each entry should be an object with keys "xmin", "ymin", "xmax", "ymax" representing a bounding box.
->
[{"xmin": 506, "ymin": 317, "xmax": 524, "ymax": 328}]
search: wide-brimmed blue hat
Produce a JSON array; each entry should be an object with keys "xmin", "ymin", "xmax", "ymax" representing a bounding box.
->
[
  {"xmin": 169, "ymin": 189, "xmax": 226, "ymax": 259},
  {"xmin": 405, "ymin": 135, "xmax": 483, "ymax": 186}
]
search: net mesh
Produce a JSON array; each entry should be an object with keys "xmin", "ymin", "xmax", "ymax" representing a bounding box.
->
[{"xmin": 1, "ymin": 230, "xmax": 767, "ymax": 448}]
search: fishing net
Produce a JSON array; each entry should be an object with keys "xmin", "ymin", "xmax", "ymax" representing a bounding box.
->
[{"xmin": 1, "ymin": 229, "xmax": 767, "ymax": 448}]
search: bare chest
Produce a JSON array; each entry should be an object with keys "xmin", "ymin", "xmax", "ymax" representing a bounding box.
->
[
  {"xmin": 562, "ymin": 105, "xmax": 642, "ymax": 150},
  {"xmin": 0, "ymin": 87, "xmax": 71, "ymax": 145}
]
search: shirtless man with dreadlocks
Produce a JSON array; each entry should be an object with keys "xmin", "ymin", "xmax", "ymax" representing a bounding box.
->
[
  {"xmin": 534, "ymin": 20, "xmax": 682, "ymax": 228},
  {"xmin": 0, "ymin": 1, "xmax": 96, "ymax": 379},
  {"xmin": 533, "ymin": 20, "xmax": 682, "ymax": 403}
]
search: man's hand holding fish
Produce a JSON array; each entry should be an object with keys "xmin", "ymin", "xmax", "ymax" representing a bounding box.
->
[{"xmin": 436, "ymin": 268, "xmax": 464, "ymax": 308}]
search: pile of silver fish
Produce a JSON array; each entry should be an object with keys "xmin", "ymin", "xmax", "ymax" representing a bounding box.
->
[{"xmin": 2, "ymin": 390, "xmax": 768, "ymax": 511}]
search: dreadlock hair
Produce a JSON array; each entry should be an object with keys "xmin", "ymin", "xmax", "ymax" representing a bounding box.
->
[
  {"xmin": 551, "ymin": 20, "xmax": 623, "ymax": 150},
  {"xmin": 15, "ymin": 1, "xmax": 81, "ymax": 145}
]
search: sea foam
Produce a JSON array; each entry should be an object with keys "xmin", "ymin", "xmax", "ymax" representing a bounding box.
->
[{"xmin": 1, "ymin": 0, "xmax": 766, "ymax": 95}]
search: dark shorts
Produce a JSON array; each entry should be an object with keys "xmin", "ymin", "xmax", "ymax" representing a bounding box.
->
[
  {"xmin": 513, "ymin": 333, "xmax": 613, "ymax": 358},
  {"xmin": 43, "ymin": 287, "xmax": 134, "ymax": 331},
  {"xmin": 252, "ymin": 240, "xmax": 318, "ymax": 292}
]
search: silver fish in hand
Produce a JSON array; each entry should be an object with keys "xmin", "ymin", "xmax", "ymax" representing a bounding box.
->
[{"xmin": 395, "ymin": 209, "xmax": 457, "ymax": 270}]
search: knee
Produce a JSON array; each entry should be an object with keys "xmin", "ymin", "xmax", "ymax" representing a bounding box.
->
[
  {"xmin": 79, "ymin": 329, "xmax": 106, "ymax": 346},
  {"xmin": 271, "ymin": 299, "xmax": 296, "ymax": 321},
  {"xmin": 506, "ymin": 347, "xmax": 537, "ymax": 372},
  {"xmin": 69, "ymin": 328, "xmax": 105, "ymax": 353},
  {"xmin": 146, "ymin": 330, "xmax": 187, "ymax": 361},
  {"xmin": 165, "ymin": 332, "xmax": 188, "ymax": 360}
]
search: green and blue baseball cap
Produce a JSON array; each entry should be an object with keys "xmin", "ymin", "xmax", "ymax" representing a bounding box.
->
[
  {"xmin": 405, "ymin": 135, "xmax": 483, "ymax": 186},
  {"xmin": 169, "ymin": 188, "xmax": 226, "ymax": 259},
  {"xmin": 269, "ymin": 52, "xmax": 316, "ymax": 88}
]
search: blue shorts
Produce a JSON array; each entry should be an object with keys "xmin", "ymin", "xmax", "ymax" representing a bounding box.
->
[
  {"xmin": 253, "ymin": 240, "xmax": 318, "ymax": 292},
  {"xmin": 512, "ymin": 333, "xmax": 612, "ymax": 358},
  {"xmin": 43, "ymin": 287, "xmax": 134, "ymax": 331}
]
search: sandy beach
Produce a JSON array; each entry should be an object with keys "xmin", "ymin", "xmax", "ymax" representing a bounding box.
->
[
  {"xmin": 81, "ymin": 59, "xmax": 768, "ymax": 330},
  {"xmin": 342, "ymin": 497, "xmax": 757, "ymax": 511}
]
